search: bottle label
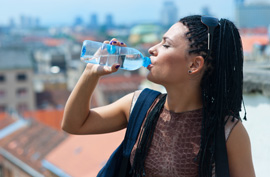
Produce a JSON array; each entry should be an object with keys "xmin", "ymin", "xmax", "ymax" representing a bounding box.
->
[{"xmin": 81, "ymin": 46, "xmax": 86, "ymax": 57}]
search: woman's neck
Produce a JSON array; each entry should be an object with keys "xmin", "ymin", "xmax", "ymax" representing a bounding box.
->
[{"xmin": 164, "ymin": 83, "xmax": 203, "ymax": 113}]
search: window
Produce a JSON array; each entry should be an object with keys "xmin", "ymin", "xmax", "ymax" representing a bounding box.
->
[
  {"xmin": 17, "ymin": 73, "xmax": 27, "ymax": 81},
  {"xmin": 0, "ymin": 165, "xmax": 2, "ymax": 177},
  {"xmin": 0, "ymin": 75, "xmax": 5, "ymax": 83},
  {"xmin": 0, "ymin": 105, "xmax": 6, "ymax": 112},
  {"xmin": 0, "ymin": 90, "xmax": 5, "ymax": 99},
  {"xmin": 16, "ymin": 88, "xmax": 27, "ymax": 97},
  {"xmin": 17, "ymin": 103, "xmax": 28, "ymax": 112}
]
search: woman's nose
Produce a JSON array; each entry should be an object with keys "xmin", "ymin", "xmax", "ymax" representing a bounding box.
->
[{"xmin": 148, "ymin": 46, "xmax": 157, "ymax": 56}]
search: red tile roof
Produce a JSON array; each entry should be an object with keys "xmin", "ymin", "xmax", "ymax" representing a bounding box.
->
[
  {"xmin": 73, "ymin": 35, "xmax": 97, "ymax": 43},
  {"xmin": 241, "ymin": 35, "xmax": 269, "ymax": 53},
  {"xmin": 240, "ymin": 27, "xmax": 268, "ymax": 35},
  {"xmin": 0, "ymin": 113, "xmax": 15, "ymax": 130},
  {"xmin": 99, "ymin": 74, "xmax": 145, "ymax": 92},
  {"xmin": 23, "ymin": 110, "xmax": 64, "ymax": 131},
  {"xmin": 0, "ymin": 118, "xmax": 68, "ymax": 175},
  {"xmin": 0, "ymin": 112, "xmax": 9, "ymax": 121},
  {"xmin": 45, "ymin": 130, "xmax": 126, "ymax": 177},
  {"xmin": 42, "ymin": 38, "xmax": 66, "ymax": 47},
  {"xmin": 22, "ymin": 37, "xmax": 66, "ymax": 47}
]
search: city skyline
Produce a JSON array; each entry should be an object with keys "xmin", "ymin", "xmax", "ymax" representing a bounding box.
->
[{"xmin": 1, "ymin": 0, "xmax": 270, "ymax": 27}]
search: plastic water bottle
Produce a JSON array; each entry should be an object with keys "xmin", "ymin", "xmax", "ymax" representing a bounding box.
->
[{"xmin": 80, "ymin": 40, "xmax": 151, "ymax": 71}]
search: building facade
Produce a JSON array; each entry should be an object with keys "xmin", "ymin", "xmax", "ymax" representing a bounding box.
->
[
  {"xmin": 235, "ymin": 2, "xmax": 270, "ymax": 28},
  {"xmin": 0, "ymin": 49, "xmax": 36, "ymax": 113},
  {"xmin": 160, "ymin": 1, "xmax": 178, "ymax": 27}
]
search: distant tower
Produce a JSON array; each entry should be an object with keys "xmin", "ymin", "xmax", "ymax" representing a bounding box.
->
[
  {"xmin": 235, "ymin": 1, "xmax": 270, "ymax": 28},
  {"xmin": 89, "ymin": 13, "xmax": 99, "ymax": 28},
  {"xmin": 35, "ymin": 17, "xmax": 40, "ymax": 28},
  {"xmin": 20, "ymin": 15, "xmax": 27, "ymax": 28},
  {"xmin": 73, "ymin": 16, "xmax": 83, "ymax": 26},
  {"xmin": 27, "ymin": 16, "xmax": 32, "ymax": 28},
  {"xmin": 235, "ymin": 0, "xmax": 245, "ymax": 6},
  {"xmin": 105, "ymin": 14, "xmax": 114, "ymax": 28},
  {"xmin": 202, "ymin": 6, "xmax": 212, "ymax": 16},
  {"xmin": 268, "ymin": 24, "xmax": 270, "ymax": 39},
  {"xmin": 9, "ymin": 18, "xmax": 15, "ymax": 28},
  {"xmin": 160, "ymin": 1, "xmax": 178, "ymax": 27}
]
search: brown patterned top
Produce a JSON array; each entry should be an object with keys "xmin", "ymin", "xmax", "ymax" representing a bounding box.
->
[{"xmin": 129, "ymin": 90, "xmax": 239, "ymax": 177}]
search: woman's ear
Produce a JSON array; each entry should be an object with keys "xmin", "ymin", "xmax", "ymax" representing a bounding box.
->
[{"xmin": 189, "ymin": 56, "xmax": 204, "ymax": 74}]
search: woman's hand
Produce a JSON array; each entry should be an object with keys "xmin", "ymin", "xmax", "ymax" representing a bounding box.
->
[{"xmin": 85, "ymin": 38, "xmax": 127, "ymax": 77}]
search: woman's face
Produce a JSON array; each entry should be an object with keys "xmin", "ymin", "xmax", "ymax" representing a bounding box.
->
[{"xmin": 147, "ymin": 22, "xmax": 193, "ymax": 86}]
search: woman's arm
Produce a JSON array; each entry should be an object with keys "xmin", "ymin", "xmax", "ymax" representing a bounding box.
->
[
  {"xmin": 226, "ymin": 121, "xmax": 256, "ymax": 177},
  {"xmin": 62, "ymin": 39, "xmax": 133, "ymax": 135}
]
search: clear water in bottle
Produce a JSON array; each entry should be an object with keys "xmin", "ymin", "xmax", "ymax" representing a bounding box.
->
[{"xmin": 80, "ymin": 40, "xmax": 151, "ymax": 71}]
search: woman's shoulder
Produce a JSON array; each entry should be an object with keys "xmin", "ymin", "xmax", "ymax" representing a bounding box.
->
[
  {"xmin": 224, "ymin": 116, "xmax": 241, "ymax": 141},
  {"xmin": 129, "ymin": 89, "xmax": 163, "ymax": 114},
  {"xmin": 130, "ymin": 90, "xmax": 143, "ymax": 114},
  {"xmin": 225, "ymin": 118, "xmax": 255, "ymax": 176}
]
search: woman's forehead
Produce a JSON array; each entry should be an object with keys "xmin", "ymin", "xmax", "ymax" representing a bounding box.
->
[{"xmin": 164, "ymin": 22, "xmax": 188, "ymax": 41}]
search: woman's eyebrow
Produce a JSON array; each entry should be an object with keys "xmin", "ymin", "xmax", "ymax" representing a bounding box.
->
[{"xmin": 162, "ymin": 36, "xmax": 174, "ymax": 44}]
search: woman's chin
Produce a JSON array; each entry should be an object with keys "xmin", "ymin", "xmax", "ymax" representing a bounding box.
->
[{"xmin": 146, "ymin": 74, "xmax": 162, "ymax": 85}]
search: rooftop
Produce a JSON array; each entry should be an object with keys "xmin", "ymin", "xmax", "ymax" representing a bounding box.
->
[
  {"xmin": 23, "ymin": 109, "xmax": 64, "ymax": 131},
  {"xmin": 0, "ymin": 117, "xmax": 68, "ymax": 175},
  {"xmin": 0, "ymin": 49, "xmax": 33, "ymax": 70},
  {"xmin": 241, "ymin": 35, "xmax": 269, "ymax": 54},
  {"xmin": 44, "ymin": 130, "xmax": 125, "ymax": 177}
]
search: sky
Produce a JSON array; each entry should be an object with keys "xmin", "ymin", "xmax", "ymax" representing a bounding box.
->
[{"xmin": 0, "ymin": 0, "xmax": 269, "ymax": 26}]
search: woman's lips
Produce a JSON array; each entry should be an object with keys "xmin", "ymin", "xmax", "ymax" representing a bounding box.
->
[{"xmin": 147, "ymin": 64, "xmax": 153, "ymax": 70}]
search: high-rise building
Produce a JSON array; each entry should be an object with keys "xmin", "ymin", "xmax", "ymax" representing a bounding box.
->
[
  {"xmin": 235, "ymin": 1, "xmax": 270, "ymax": 28},
  {"xmin": 34, "ymin": 17, "xmax": 40, "ymax": 28},
  {"xmin": 201, "ymin": 6, "xmax": 212, "ymax": 16},
  {"xmin": 73, "ymin": 16, "xmax": 84, "ymax": 26},
  {"xmin": 89, "ymin": 13, "xmax": 99, "ymax": 28},
  {"xmin": 9, "ymin": 18, "xmax": 15, "ymax": 28},
  {"xmin": 105, "ymin": 14, "xmax": 114, "ymax": 28},
  {"xmin": 20, "ymin": 15, "xmax": 27, "ymax": 28},
  {"xmin": 160, "ymin": 1, "xmax": 178, "ymax": 27},
  {"xmin": 235, "ymin": 0, "xmax": 245, "ymax": 6}
]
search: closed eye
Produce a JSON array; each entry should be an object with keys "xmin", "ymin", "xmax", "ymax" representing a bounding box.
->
[{"xmin": 163, "ymin": 45, "xmax": 170, "ymax": 48}]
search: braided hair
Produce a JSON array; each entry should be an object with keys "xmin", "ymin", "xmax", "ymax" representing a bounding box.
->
[
  {"xmin": 131, "ymin": 15, "xmax": 246, "ymax": 177},
  {"xmin": 180, "ymin": 15, "xmax": 245, "ymax": 176}
]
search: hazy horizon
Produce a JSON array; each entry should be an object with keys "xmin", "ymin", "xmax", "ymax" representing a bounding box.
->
[{"xmin": 0, "ymin": 0, "xmax": 270, "ymax": 27}]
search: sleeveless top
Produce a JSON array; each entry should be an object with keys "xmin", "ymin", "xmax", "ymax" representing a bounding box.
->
[{"xmin": 129, "ymin": 90, "xmax": 240, "ymax": 177}]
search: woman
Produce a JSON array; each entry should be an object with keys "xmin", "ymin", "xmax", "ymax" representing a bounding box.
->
[{"xmin": 62, "ymin": 15, "xmax": 255, "ymax": 177}]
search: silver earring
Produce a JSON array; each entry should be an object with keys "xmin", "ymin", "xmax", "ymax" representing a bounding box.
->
[{"xmin": 188, "ymin": 70, "xmax": 192, "ymax": 74}]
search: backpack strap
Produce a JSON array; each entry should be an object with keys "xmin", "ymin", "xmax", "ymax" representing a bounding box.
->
[
  {"xmin": 118, "ymin": 88, "xmax": 161, "ymax": 177},
  {"xmin": 215, "ymin": 124, "xmax": 230, "ymax": 177}
]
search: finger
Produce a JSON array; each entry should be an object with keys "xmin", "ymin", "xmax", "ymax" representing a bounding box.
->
[
  {"xmin": 109, "ymin": 38, "xmax": 127, "ymax": 48},
  {"xmin": 111, "ymin": 41, "xmax": 118, "ymax": 45},
  {"xmin": 110, "ymin": 38, "xmax": 118, "ymax": 42},
  {"xmin": 111, "ymin": 63, "xmax": 120, "ymax": 72},
  {"xmin": 103, "ymin": 40, "xmax": 110, "ymax": 44},
  {"xmin": 110, "ymin": 38, "xmax": 121, "ymax": 46},
  {"xmin": 120, "ymin": 42, "xmax": 127, "ymax": 47},
  {"xmin": 103, "ymin": 64, "xmax": 120, "ymax": 73}
]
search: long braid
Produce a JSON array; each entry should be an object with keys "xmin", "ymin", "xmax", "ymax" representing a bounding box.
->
[
  {"xmin": 180, "ymin": 15, "xmax": 245, "ymax": 176},
  {"xmin": 131, "ymin": 94, "xmax": 167, "ymax": 176}
]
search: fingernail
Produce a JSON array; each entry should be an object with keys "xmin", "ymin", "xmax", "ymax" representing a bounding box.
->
[
  {"xmin": 110, "ymin": 41, "xmax": 113, "ymax": 45},
  {"xmin": 113, "ymin": 41, "xmax": 117, "ymax": 44},
  {"xmin": 115, "ymin": 65, "xmax": 120, "ymax": 69},
  {"xmin": 121, "ymin": 42, "xmax": 124, "ymax": 45}
]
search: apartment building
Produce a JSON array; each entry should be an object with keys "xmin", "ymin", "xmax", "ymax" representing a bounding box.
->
[{"xmin": 0, "ymin": 49, "xmax": 36, "ymax": 113}]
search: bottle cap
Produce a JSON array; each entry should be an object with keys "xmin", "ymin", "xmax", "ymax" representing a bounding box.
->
[{"xmin": 143, "ymin": 57, "xmax": 151, "ymax": 67}]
